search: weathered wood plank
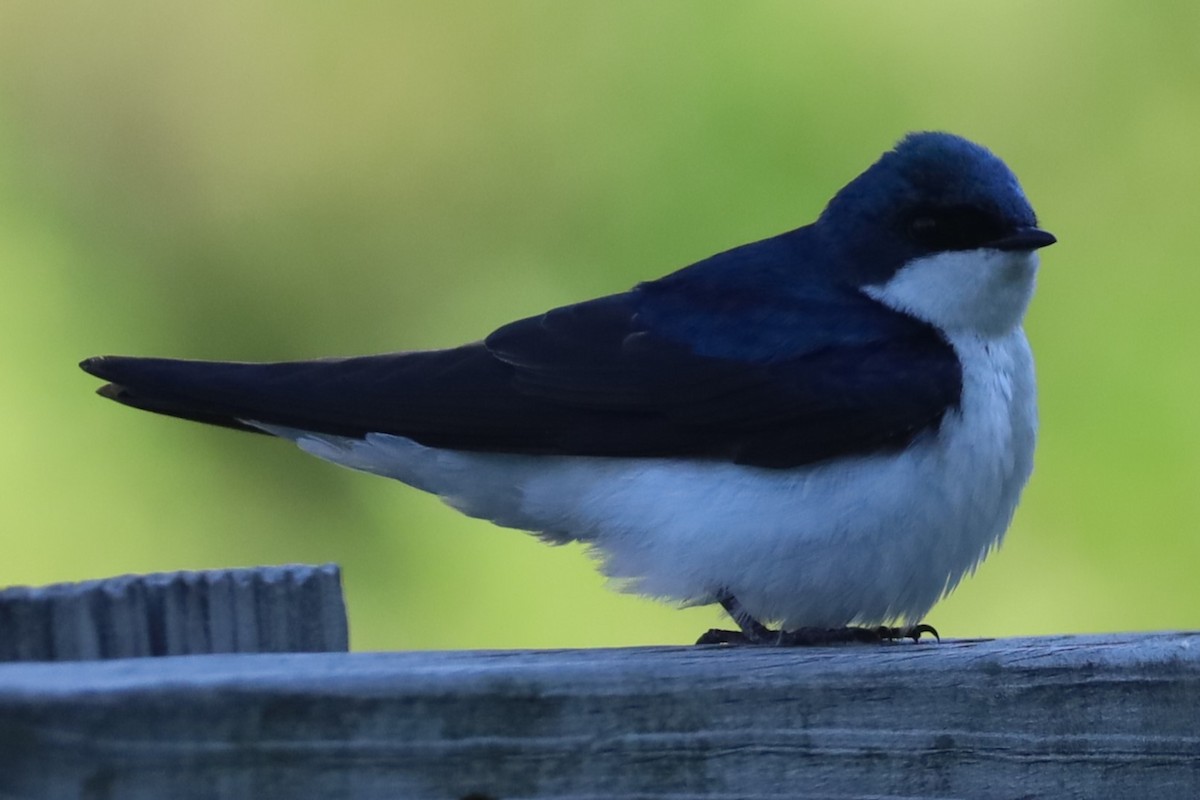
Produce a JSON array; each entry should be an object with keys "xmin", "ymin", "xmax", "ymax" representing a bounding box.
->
[
  {"xmin": 1, "ymin": 631, "xmax": 1198, "ymax": 798},
  {"xmin": 0, "ymin": 564, "xmax": 348, "ymax": 661}
]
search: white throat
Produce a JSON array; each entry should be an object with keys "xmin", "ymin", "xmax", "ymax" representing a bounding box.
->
[{"xmin": 863, "ymin": 249, "xmax": 1039, "ymax": 337}]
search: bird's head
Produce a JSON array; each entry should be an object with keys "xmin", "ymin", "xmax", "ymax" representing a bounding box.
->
[{"xmin": 819, "ymin": 132, "xmax": 1056, "ymax": 336}]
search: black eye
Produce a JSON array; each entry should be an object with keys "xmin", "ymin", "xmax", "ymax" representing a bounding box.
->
[
  {"xmin": 909, "ymin": 215, "xmax": 939, "ymax": 236},
  {"xmin": 904, "ymin": 205, "xmax": 1006, "ymax": 252}
]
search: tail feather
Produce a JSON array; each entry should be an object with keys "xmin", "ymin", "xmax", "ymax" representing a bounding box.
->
[
  {"xmin": 78, "ymin": 347, "xmax": 541, "ymax": 448},
  {"xmin": 82, "ymin": 356, "xmax": 290, "ymax": 434}
]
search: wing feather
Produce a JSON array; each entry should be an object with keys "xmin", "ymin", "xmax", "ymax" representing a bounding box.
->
[{"xmin": 83, "ymin": 286, "xmax": 960, "ymax": 469}]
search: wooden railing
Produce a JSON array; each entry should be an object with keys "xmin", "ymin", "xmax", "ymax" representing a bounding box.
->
[{"xmin": 2, "ymin": 566, "xmax": 1197, "ymax": 799}]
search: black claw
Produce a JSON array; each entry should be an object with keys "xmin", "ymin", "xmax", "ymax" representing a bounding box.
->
[{"xmin": 909, "ymin": 623, "xmax": 941, "ymax": 643}]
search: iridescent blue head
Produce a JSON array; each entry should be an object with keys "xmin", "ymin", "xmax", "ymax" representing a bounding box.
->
[{"xmin": 819, "ymin": 132, "xmax": 1055, "ymax": 287}]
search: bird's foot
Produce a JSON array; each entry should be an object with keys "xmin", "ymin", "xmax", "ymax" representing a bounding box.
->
[
  {"xmin": 875, "ymin": 623, "xmax": 940, "ymax": 643},
  {"xmin": 696, "ymin": 623, "xmax": 940, "ymax": 647},
  {"xmin": 699, "ymin": 591, "xmax": 938, "ymax": 646}
]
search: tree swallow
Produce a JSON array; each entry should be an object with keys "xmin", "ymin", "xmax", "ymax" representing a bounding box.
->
[{"xmin": 81, "ymin": 132, "xmax": 1055, "ymax": 645}]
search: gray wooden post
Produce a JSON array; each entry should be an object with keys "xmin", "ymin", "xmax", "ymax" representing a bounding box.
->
[
  {"xmin": 0, "ymin": 563, "xmax": 348, "ymax": 660},
  {"xmin": 1, "ymin": 630, "xmax": 1199, "ymax": 799}
]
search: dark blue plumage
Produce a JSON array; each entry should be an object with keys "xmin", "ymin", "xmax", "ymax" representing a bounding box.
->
[
  {"xmin": 820, "ymin": 131, "xmax": 1045, "ymax": 286},
  {"xmin": 81, "ymin": 280, "xmax": 958, "ymax": 468},
  {"xmin": 80, "ymin": 132, "xmax": 1051, "ymax": 470}
]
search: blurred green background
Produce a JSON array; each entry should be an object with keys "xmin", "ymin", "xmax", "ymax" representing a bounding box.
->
[{"xmin": 2, "ymin": 2, "xmax": 1198, "ymax": 650}]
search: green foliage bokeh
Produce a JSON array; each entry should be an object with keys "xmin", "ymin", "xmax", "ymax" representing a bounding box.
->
[{"xmin": 2, "ymin": 2, "xmax": 1199, "ymax": 649}]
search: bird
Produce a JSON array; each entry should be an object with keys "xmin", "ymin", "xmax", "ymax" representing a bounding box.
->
[{"xmin": 81, "ymin": 131, "xmax": 1055, "ymax": 646}]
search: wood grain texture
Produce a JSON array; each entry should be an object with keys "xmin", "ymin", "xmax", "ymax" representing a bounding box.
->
[
  {"xmin": 1, "ymin": 631, "xmax": 1198, "ymax": 798},
  {"xmin": 0, "ymin": 564, "xmax": 348, "ymax": 661}
]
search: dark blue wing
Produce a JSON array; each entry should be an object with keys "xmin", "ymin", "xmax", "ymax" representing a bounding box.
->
[{"xmin": 82, "ymin": 231, "xmax": 961, "ymax": 469}]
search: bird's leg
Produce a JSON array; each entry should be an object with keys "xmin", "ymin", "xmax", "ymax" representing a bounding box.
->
[{"xmin": 695, "ymin": 592, "xmax": 778, "ymax": 645}]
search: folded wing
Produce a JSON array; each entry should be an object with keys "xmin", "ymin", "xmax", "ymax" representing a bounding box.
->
[{"xmin": 82, "ymin": 288, "xmax": 960, "ymax": 469}]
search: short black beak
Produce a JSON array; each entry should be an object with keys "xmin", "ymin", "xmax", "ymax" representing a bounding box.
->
[{"xmin": 988, "ymin": 227, "xmax": 1057, "ymax": 252}]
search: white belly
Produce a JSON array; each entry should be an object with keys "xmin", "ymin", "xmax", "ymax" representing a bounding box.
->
[{"xmin": 262, "ymin": 328, "xmax": 1036, "ymax": 629}]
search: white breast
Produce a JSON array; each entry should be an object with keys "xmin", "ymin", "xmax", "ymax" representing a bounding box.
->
[{"xmin": 260, "ymin": 325, "xmax": 1036, "ymax": 629}]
